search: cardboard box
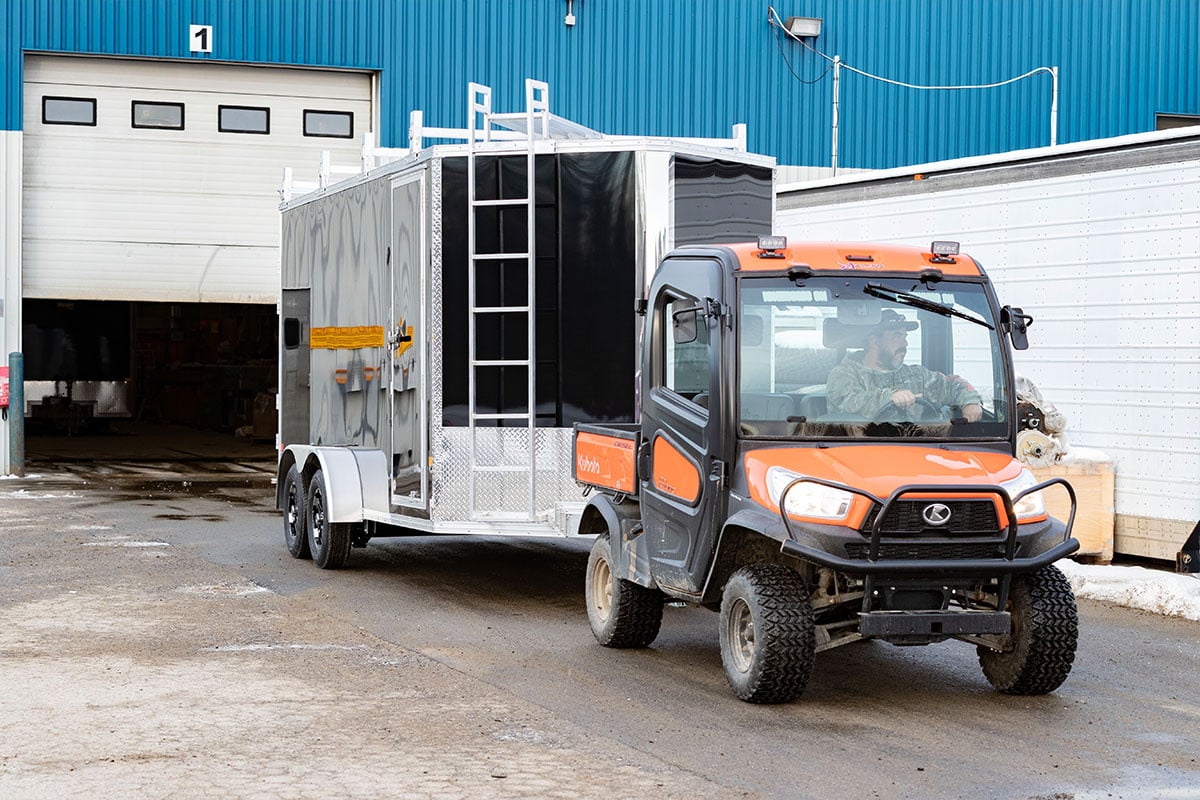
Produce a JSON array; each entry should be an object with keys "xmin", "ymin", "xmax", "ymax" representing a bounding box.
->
[{"xmin": 1033, "ymin": 452, "xmax": 1115, "ymax": 563}]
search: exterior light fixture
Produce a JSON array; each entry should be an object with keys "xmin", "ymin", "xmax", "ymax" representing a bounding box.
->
[{"xmin": 784, "ymin": 16, "xmax": 822, "ymax": 38}]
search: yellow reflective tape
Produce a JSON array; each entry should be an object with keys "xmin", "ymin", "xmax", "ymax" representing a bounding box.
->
[{"xmin": 310, "ymin": 325, "xmax": 386, "ymax": 350}]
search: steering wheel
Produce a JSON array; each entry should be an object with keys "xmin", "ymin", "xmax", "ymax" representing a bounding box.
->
[{"xmin": 873, "ymin": 396, "xmax": 943, "ymax": 422}]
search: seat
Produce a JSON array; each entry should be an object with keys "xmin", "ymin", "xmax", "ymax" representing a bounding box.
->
[
  {"xmin": 740, "ymin": 392, "xmax": 795, "ymax": 421},
  {"xmin": 798, "ymin": 392, "xmax": 827, "ymax": 420}
]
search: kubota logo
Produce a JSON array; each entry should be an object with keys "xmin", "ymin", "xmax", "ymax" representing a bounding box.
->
[
  {"xmin": 922, "ymin": 503, "xmax": 952, "ymax": 526},
  {"xmin": 577, "ymin": 455, "xmax": 600, "ymax": 474}
]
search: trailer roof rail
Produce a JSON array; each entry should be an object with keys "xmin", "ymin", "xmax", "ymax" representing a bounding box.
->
[{"xmin": 281, "ymin": 79, "xmax": 754, "ymax": 204}]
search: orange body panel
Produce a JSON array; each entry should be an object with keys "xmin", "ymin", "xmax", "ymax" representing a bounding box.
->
[
  {"xmin": 574, "ymin": 431, "xmax": 637, "ymax": 494},
  {"xmin": 744, "ymin": 445, "xmax": 1029, "ymax": 528},
  {"xmin": 727, "ymin": 241, "xmax": 984, "ymax": 278},
  {"xmin": 653, "ymin": 435, "xmax": 702, "ymax": 504}
]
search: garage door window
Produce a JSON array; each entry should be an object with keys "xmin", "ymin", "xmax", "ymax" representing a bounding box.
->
[
  {"xmin": 43, "ymin": 96, "xmax": 96, "ymax": 126},
  {"xmin": 218, "ymin": 105, "xmax": 270, "ymax": 134},
  {"xmin": 304, "ymin": 110, "xmax": 353, "ymax": 139},
  {"xmin": 132, "ymin": 101, "xmax": 185, "ymax": 130}
]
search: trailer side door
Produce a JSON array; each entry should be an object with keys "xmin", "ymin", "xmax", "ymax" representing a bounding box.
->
[{"xmin": 389, "ymin": 172, "xmax": 428, "ymax": 508}]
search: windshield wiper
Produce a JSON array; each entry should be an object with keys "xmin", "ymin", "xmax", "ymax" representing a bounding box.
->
[{"xmin": 863, "ymin": 282, "xmax": 994, "ymax": 329}]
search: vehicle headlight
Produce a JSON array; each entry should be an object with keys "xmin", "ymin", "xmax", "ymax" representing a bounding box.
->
[
  {"xmin": 1001, "ymin": 468, "xmax": 1046, "ymax": 522},
  {"xmin": 766, "ymin": 467, "xmax": 854, "ymax": 521}
]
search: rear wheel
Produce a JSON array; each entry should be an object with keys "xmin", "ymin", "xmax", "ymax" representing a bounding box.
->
[
  {"xmin": 978, "ymin": 564, "xmax": 1078, "ymax": 694},
  {"xmin": 282, "ymin": 465, "xmax": 310, "ymax": 559},
  {"xmin": 719, "ymin": 564, "xmax": 816, "ymax": 704},
  {"xmin": 585, "ymin": 535, "xmax": 663, "ymax": 648},
  {"xmin": 306, "ymin": 469, "xmax": 352, "ymax": 569}
]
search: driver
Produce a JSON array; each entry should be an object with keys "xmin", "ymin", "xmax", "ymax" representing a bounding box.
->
[{"xmin": 826, "ymin": 310, "xmax": 984, "ymax": 422}]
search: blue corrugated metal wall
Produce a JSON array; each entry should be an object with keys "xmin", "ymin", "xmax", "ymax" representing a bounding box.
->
[{"xmin": 3, "ymin": 0, "xmax": 1199, "ymax": 169}]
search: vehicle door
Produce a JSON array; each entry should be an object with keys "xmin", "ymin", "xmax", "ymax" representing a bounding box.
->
[{"xmin": 639, "ymin": 257, "xmax": 727, "ymax": 594}]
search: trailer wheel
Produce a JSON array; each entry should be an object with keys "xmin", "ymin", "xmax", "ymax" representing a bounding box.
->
[
  {"xmin": 978, "ymin": 564, "xmax": 1078, "ymax": 695},
  {"xmin": 586, "ymin": 535, "xmax": 663, "ymax": 648},
  {"xmin": 719, "ymin": 564, "xmax": 816, "ymax": 704},
  {"xmin": 282, "ymin": 465, "xmax": 310, "ymax": 559},
  {"xmin": 306, "ymin": 469, "xmax": 352, "ymax": 569}
]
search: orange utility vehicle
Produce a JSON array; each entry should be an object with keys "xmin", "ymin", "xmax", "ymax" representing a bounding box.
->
[{"xmin": 573, "ymin": 237, "xmax": 1080, "ymax": 703}]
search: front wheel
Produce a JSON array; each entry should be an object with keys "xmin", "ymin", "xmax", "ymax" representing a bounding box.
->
[
  {"xmin": 585, "ymin": 535, "xmax": 663, "ymax": 648},
  {"xmin": 978, "ymin": 564, "xmax": 1078, "ymax": 694},
  {"xmin": 306, "ymin": 469, "xmax": 353, "ymax": 569},
  {"xmin": 719, "ymin": 564, "xmax": 816, "ymax": 704}
]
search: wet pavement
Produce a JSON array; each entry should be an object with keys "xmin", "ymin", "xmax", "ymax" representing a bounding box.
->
[{"xmin": 2, "ymin": 449, "xmax": 1199, "ymax": 799}]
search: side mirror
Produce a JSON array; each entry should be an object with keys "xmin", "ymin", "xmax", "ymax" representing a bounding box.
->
[
  {"xmin": 1001, "ymin": 306, "xmax": 1033, "ymax": 351},
  {"xmin": 672, "ymin": 306, "xmax": 699, "ymax": 344}
]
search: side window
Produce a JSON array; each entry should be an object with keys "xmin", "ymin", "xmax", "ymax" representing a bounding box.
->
[
  {"xmin": 43, "ymin": 96, "xmax": 96, "ymax": 126},
  {"xmin": 662, "ymin": 296, "xmax": 710, "ymax": 402},
  {"xmin": 283, "ymin": 318, "xmax": 302, "ymax": 349},
  {"xmin": 218, "ymin": 105, "xmax": 270, "ymax": 134},
  {"xmin": 132, "ymin": 101, "xmax": 184, "ymax": 130},
  {"xmin": 303, "ymin": 110, "xmax": 353, "ymax": 138}
]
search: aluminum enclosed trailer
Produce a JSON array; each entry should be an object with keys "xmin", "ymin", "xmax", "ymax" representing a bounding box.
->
[{"xmin": 275, "ymin": 82, "xmax": 775, "ymax": 563}]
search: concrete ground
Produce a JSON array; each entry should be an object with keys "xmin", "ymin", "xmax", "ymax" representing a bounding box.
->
[
  {"xmin": 0, "ymin": 458, "xmax": 739, "ymax": 799},
  {"xmin": 4, "ymin": 427, "xmax": 1198, "ymax": 799}
]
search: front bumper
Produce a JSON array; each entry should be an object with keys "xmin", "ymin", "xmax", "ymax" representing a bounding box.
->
[{"xmin": 781, "ymin": 536, "xmax": 1079, "ymax": 576}]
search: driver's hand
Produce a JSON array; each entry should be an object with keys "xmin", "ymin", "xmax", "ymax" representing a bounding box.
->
[
  {"xmin": 890, "ymin": 390, "xmax": 920, "ymax": 407},
  {"xmin": 963, "ymin": 403, "xmax": 983, "ymax": 422}
]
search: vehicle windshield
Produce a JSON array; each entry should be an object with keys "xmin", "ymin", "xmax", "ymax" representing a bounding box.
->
[{"xmin": 738, "ymin": 276, "xmax": 1010, "ymax": 440}]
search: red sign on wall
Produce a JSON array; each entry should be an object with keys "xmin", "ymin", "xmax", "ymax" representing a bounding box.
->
[{"xmin": 0, "ymin": 366, "xmax": 8, "ymax": 408}]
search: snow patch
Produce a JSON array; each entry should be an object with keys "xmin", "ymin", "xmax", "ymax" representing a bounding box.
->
[
  {"xmin": 83, "ymin": 541, "xmax": 170, "ymax": 548},
  {"xmin": 1057, "ymin": 559, "xmax": 1200, "ymax": 621},
  {"xmin": 1057, "ymin": 445, "xmax": 1113, "ymax": 465},
  {"xmin": 4, "ymin": 489, "xmax": 80, "ymax": 499}
]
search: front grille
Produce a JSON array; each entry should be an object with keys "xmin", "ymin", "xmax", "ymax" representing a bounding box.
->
[
  {"xmin": 862, "ymin": 500, "xmax": 1001, "ymax": 536},
  {"xmin": 845, "ymin": 541, "xmax": 1018, "ymax": 561}
]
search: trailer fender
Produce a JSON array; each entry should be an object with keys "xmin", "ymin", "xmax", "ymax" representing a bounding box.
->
[
  {"xmin": 285, "ymin": 446, "xmax": 390, "ymax": 524},
  {"xmin": 579, "ymin": 495, "xmax": 655, "ymax": 589},
  {"xmin": 275, "ymin": 449, "xmax": 299, "ymax": 511}
]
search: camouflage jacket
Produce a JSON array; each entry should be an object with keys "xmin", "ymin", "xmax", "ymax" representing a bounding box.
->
[{"xmin": 826, "ymin": 352, "xmax": 982, "ymax": 417}]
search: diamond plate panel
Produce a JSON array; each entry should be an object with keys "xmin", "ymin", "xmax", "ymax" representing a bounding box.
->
[{"xmin": 430, "ymin": 426, "xmax": 581, "ymax": 523}]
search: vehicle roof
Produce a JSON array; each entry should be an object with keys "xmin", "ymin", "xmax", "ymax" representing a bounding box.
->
[{"xmin": 722, "ymin": 241, "xmax": 985, "ymax": 277}]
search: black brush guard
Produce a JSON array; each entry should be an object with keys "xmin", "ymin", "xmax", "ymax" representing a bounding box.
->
[{"xmin": 777, "ymin": 476, "xmax": 1078, "ymax": 637}]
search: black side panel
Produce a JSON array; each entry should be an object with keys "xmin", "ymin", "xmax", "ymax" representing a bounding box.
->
[
  {"xmin": 673, "ymin": 158, "xmax": 773, "ymax": 245},
  {"xmin": 559, "ymin": 151, "xmax": 637, "ymax": 425},
  {"xmin": 440, "ymin": 152, "xmax": 637, "ymax": 428}
]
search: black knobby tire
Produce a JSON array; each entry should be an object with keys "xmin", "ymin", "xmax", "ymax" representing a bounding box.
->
[
  {"xmin": 719, "ymin": 564, "xmax": 816, "ymax": 704},
  {"xmin": 585, "ymin": 535, "xmax": 663, "ymax": 648},
  {"xmin": 978, "ymin": 564, "xmax": 1078, "ymax": 695},
  {"xmin": 282, "ymin": 465, "xmax": 311, "ymax": 559},
  {"xmin": 306, "ymin": 469, "xmax": 353, "ymax": 570}
]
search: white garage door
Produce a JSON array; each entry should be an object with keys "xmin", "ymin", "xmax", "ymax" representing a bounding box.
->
[{"xmin": 22, "ymin": 55, "xmax": 373, "ymax": 303}]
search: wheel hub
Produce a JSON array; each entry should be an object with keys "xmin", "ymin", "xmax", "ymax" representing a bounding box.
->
[
  {"xmin": 590, "ymin": 555, "xmax": 613, "ymax": 623},
  {"xmin": 311, "ymin": 492, "xmax": 325, "ymax": 547},
  {"xmin": 728, "ymin": 597, "xmax": 756, "ymax": 673}
]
